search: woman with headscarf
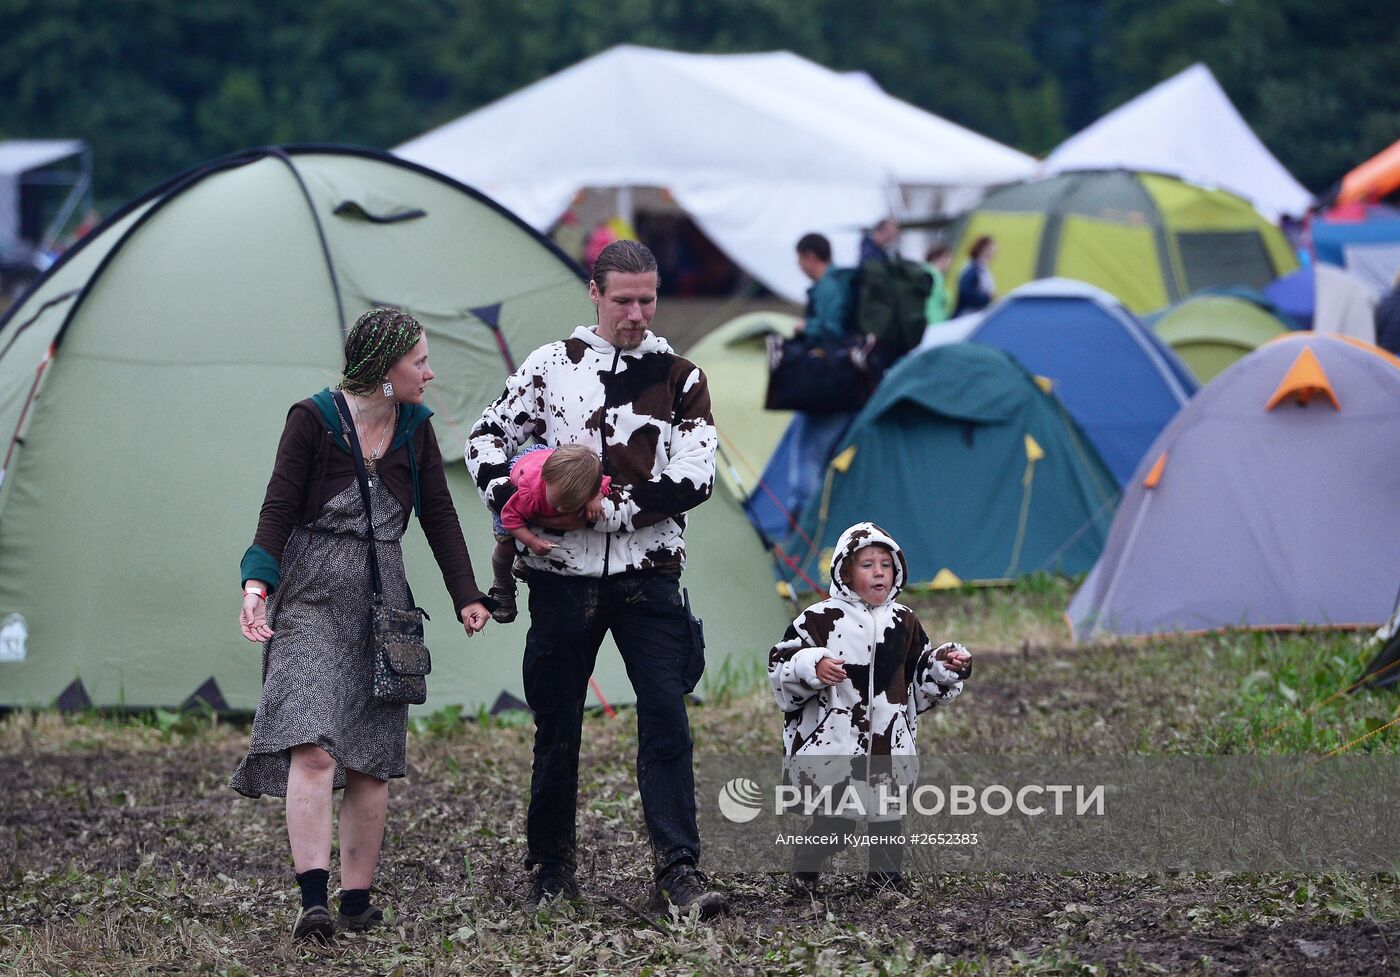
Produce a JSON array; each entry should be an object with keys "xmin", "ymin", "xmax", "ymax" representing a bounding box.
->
[{"xmin": 231, "ymin": 308, "xmax": 492, "ymax": 941}]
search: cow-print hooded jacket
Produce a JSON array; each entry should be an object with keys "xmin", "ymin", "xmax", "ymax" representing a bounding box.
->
[
  {"xmin": 769, "ymin": 523, "xmax": 969, "ymax": 759},
  {"xmin": 467, "ymin": 325, "xmax": 716, "ymax": 577}
]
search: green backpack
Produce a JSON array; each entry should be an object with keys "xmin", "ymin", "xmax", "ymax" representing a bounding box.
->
[{"xmin": 850, "ymin": 258, "xmax": 933, "ymax": 358}]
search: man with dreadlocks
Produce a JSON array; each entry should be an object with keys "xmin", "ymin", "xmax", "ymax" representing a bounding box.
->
[
  {"xmin": 233, "ymin": 308, "xmax": 493, "ymax": 942},
  {"xmin": 467, "ymin": 240, "xmax": 725, "ymax": 917}
]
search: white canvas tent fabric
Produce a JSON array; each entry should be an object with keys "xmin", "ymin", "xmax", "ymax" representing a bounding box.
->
[
  {"xmin": 918, "ymin": 311, "xmax": 984, "ymax": 350},
  {"xmin": 1343, "ymin": 243, "xmax": 1400, "ymax": 293},
  {"xmin": 1044, "ymin": 64, "xmax": 1311, "ymax": 221},
  {"xmin": 918, "ymin": 279, "xmax": 1133, "ymax": 351},
  {"xmin": 1314, "ymin": 262, "xmax": 1379, "ymax": 342},
  {"xmin": 396, "ymin": 45, "xmax": 1036, "ymax": 301},
  {"xmin": 0, "ymin": 140, "xmax": 85, "ymax": 246}
]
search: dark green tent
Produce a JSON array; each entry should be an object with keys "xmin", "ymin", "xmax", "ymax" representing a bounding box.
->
[{"xmin": 777, "ymin": 342, "xmax": 1118, "ymax": 593}]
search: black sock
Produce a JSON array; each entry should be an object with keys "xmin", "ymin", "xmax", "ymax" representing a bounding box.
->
[
  {"xmin": 295, "ymin": 868, "xmax": 329, "ymax": 910},
  {"xmin": 339, "ymin": 887, "xmax": 370, "ymax": 917}
]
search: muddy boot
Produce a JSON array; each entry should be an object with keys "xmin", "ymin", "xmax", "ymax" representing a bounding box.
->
[
  {"xmin": 527, "ymin": 863, "xmax": 580, "ymax": 909},
  {"xmin": 337, "ymin": 887, "xmax": 382, "ymax": 931},
  {"xmin": 865, "ymin": 871, "xmax": 909, "ymax": 894},
  {"xmin": 865, "ymin": 819, "xmax": 906, "ymax": 893},
  {"xmin": 651, "ymin": 863, "xmax": 727, "ymax": 919},
  {"xmin": 338, "ymin": 904, "xmax": 384, "ymax": 931},
  {"xmin": 791, "ymin": 814, "xmax": 848, "ymax": 882},
  {"xmin": 489, "ymin": 585, "xmax": 518, "ymax": 624}
]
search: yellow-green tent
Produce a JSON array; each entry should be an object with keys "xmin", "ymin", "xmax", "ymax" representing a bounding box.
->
[
  {"xmin": 951, "ymin": 170, "xmax": 1298, "ymax": 314},
  {"xmin": 687, "ymin": 310, "xmax": 798, "ymax": 500},
  {"xmin": 1149, "ymin": 294, "xmax": 1293, "ymax": 384}
]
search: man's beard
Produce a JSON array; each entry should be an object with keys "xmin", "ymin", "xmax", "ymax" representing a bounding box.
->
[{"xmin": 614, "ymin": 327, "xmax": 645, "ymax": 350}]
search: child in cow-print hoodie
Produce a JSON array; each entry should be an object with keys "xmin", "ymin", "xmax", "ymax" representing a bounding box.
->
[{"xmin": 769, "ymin": 522, "xmax": 971, "ymax": 891}]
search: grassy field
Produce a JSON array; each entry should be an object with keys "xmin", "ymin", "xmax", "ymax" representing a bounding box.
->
[{"xmin": 2, "ymin": 577, "xmax": 1398, "ymax": 976}]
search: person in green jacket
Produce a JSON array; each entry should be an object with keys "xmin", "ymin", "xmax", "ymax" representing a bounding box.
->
[
  {"xmin": 795, "ymin": 232, "xmax": 853, "ymax": 342},
  {"xmin": 923, "ymin": 243, "xmax": 952, "ymax": 325}
]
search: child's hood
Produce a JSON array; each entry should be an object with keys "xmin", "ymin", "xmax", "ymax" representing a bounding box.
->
[{"xmin": 828, "ymin": 522, "xmax": 908, "ymax": 604}]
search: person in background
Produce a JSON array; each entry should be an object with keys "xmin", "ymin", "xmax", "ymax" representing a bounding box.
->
[
  {"xmin": 859, "ymin": 218, "xmax": 899, "ymax": 264},
  {"xmin": 776, "ymin": 234, "xmax": 861, "ymax": 528},
  {"xmin": 1375, "ymin": 267, "xmax": 1400, "ymax": 356},
  {"xmin": 584, "ymin": 220, "xmax": 619, "ymax": 272},
  {"xmin": 953, "ymin": 235, "xmax": 997, "ymax": 317},
  {"xmin": 923, "ymin": 243, "xmax": 952, "ymax": 325},
  {"xmin": 794, "ymin": 232, "xmax": 853, "ymax": 342}
]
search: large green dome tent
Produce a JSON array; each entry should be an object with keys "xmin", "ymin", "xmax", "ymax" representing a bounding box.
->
[
  {"xmin": 950, "ymin": 170, "xmax": 1298, "ymax": 314},
  {"xmin": 0, "ymin": 145, "xmax": 787, "ymax": 712}
]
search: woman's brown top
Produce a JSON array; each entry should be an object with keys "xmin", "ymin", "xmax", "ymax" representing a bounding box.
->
[{"xmin": 241, "ymin": 394, "xmax": 487, "ymax": 615}]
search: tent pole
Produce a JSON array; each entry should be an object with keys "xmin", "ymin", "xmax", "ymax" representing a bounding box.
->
[
  {"xmin": 616, "ymin": 186, "xmax": 633, "ymax": 228},
  {"xmin": 40, "ymin": 172, "xmax": 89, "ymax": 255}
]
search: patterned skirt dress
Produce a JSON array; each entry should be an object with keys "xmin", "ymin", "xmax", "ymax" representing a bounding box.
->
[{"xmin": 230, "ymin": 478, "xmax": 412, "ymax": 798}]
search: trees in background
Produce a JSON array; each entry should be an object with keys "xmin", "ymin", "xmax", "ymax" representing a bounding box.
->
[{"xmin": 0, "ymin": 0, "xmax": 1394, "ymax": 206}]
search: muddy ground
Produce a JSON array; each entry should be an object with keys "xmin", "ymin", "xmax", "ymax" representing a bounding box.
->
[{"xmin": 3, "ymin": 637, "xmax": 1396, "ymax": 976}]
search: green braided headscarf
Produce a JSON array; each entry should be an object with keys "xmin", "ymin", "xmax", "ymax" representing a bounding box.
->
[{"xmin": 339, "ymin": 308, "xmax": 424, "ymax": 395}]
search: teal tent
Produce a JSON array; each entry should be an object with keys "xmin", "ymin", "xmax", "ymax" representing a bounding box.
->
[
  {"xmin": 777, "ymin": 342, "xmax": 1118, "ymax": 593},
  {"xmin": 0, "ymin": 145, "xmax": 787, "ymax": 712}
]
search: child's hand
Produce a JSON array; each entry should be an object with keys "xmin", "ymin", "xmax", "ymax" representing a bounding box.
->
[
  {"xmin": 528, "ymin": 539, "xmax": 557, "ymax": 556},
  {"xmin": 814, "ymin": 656, "xmax": 847, "ymax": 686},
  {"xmin": 584, "ymin": 494, "xmax": 604, "ymax": 521},
  {"xmin": 936, "ymin": 643, "xmax": 972, "ymax": 678}
]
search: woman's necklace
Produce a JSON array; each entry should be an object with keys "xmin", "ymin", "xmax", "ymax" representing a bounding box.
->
[{"xmin": 352, "ymin": 396, "xmax": 398, "ymax": 476}]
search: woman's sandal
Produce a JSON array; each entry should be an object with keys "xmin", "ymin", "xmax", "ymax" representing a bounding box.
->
[
  {"xmin": 292, "ymin": 905, "xmax": 335, "ymax": 942},
  {"xmin": 338, "ymin": 904, "xmax": 385, "ymax": 932}
]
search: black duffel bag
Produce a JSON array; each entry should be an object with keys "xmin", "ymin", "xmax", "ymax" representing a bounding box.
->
[{"xmin": 764, "ymin": 332, "xmax": 884, "ymax": 413}]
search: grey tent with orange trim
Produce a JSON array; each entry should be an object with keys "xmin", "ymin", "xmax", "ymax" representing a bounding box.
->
[{"xmin": 1068, "ymin": 333, "xmax": 1400, "ymax": 641}]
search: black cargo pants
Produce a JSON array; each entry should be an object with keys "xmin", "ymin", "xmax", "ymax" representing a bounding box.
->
[{"xmin": 521, "ymin": 568, "xmax": 705, "ymax": 878}]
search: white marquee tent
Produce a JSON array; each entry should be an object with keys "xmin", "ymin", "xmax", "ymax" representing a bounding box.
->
[
  {"xmin": 0, "ymin": 140, "xmax": 88, "ymax": 256},
  {"xmin": 395, "ymin": 45, "xmax": 1036, "ymax": 301},
  {"xmin": 1044, "ymin": 63, "xmax": 1312, "ymax": 221}
]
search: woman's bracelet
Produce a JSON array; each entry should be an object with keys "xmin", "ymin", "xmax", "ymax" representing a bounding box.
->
[{"xmin": 243, "ymin": 586, "xmax": 268, "ymax": 601}]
